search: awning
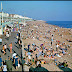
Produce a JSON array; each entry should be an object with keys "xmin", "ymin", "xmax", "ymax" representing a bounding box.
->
[{"xmin": 7, "ymin": 24, "xmax": 13, "ymax": 28}]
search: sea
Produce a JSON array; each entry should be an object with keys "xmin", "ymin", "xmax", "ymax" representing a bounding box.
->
[{"xmin": 46, "ymin": 21, "xmax": 72, "ymax": 28}]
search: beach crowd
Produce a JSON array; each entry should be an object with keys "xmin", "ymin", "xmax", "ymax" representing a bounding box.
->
[
  {"xmin": 0, "ymin": 20, "xmax": 72, "ymax": 71},
  {"xmin": 21, "ymin": 21, "xmax": 72, "ymax": 71}
]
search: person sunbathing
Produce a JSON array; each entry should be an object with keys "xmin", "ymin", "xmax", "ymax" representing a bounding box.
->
[
  {"xmin": 59, "ymin": 52, "xmax": 63, "ymax": 56},
  {"xmin": 47, "ymin": 50, "xmax": 50, "ymax": 55},
  {"xmin": 51, "ymin": 55, "xmax": 55, "ymax": 60},
  {"xmin": 48, "ymin": 53, "xmax": 51, "ymax": 59},
  {"xmin": 59, "ymin": 60, "xmax": 68, "ymax": 68},
  {"xmin": 46, "ymin": 55, "xmax": 48, "ymax": 58},
  {"xmin": 56, "ymin": 53, "xmax": 61, "ymax": 57},
  {"xmin": 62, "ymin": 50, "xmax": 68, "ymax": 55},
  {"xmin": 64, "ymin": 62, "xmax": 68, "ymax": 68},
  {"xmin": 66, "ymin": 39, "xmax": 72, "ymax": 42}
]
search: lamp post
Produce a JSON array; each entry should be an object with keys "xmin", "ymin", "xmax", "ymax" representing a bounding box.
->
[
  {"xmin": 18, "ymin": 17, "xmax": 19, "ymax": 29},
  {"xmin": 1, "ymin": 2, "xmax": 3, "ymax": 35},
  {"xmin": 18, "ymin": 17, "xmax": 24, "ymax": 71}
]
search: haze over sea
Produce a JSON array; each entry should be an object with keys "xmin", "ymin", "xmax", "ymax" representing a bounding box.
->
[{"xmin": 46, "ymin": 21, "xmax": 72, "ymax": 28}]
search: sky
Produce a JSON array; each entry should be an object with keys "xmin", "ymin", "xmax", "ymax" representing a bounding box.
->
[{"xmin": 0, "ymin": 1, "xmax": 72, "ymax": 21}]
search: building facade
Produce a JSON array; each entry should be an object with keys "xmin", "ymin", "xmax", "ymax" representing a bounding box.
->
[{"xmin": 0, "ymin": 12, "xmax": 9, "ymax": 17}]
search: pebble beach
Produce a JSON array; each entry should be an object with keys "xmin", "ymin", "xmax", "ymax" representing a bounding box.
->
[{"xmin": 21, "ymin": 20, "xmax": 72, "ymax": 71}]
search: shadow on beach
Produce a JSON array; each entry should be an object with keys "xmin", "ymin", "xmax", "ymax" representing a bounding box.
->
[
  {"xmin": 58, "ymin": 66, "xmax": 72, "ymax": 71},
  {"xmin": 29, "ymin": 65, "xmax": 49, "ymax": 72}
]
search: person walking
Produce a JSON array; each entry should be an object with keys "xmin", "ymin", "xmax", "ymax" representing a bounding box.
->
[
  {"xmin": 18, "ymin": 39, "xmax": 21, "ymax": 49},
  {"xmin": 18, "ymin": 30, "xmax": 20, "ymax": 38},
  {"xmin": 22, "ymin": 57, "xmax": 26, "ymax": 67},
  {"xmin": 0, "ymin": 55, "xmax": 2, "ymax": 71},
  {"xmin": 12, "ymin": 51, "xmax": 17, "ymax": 63},
  {"xmin": 14, "ymin": 55, "xmax": 19, "ymax": 70},
  {"xmin": 9, "ymin": 43, "xmax": 12, "ymax": 53},
  {"xmin": 16, "ymin": 33, "xmax": 19, "ymax": 44}
]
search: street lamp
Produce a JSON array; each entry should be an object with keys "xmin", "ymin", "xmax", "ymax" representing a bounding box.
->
[{"xmin": 1, "ymin": 2, "xmax": 3, "ymax": 35}]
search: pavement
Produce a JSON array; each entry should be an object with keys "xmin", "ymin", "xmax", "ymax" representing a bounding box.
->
[{"xmin": 0, "ymin": 32, "xmax": 22, "ymax": 71}]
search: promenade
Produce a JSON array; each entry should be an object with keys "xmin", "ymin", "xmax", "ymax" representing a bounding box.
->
[{"xmin": 0, "ymin": 32, "xmax": 22, "ymax": 71}]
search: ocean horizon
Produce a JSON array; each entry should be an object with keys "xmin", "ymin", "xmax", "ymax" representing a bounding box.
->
[{"xmin": 46, "ymin": 21, "xmax": 72, "ymax": 28}]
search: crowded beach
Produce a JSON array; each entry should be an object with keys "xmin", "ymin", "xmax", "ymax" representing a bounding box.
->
[
  {"xmin": 0, "ymin": 20, "xmax": 72, "ymax": 71},
  {"xmin": 21, "ymin": 20, "xmax": 72, "ymax": 71}
]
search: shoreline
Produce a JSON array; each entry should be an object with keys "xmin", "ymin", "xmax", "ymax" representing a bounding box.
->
[
  {"xmin": 36, "ymin": 20, "xmax": 72, "ymax": 29},
  {"xmin": 45, "ymin": 21, "xmax": 72, "ymax": 29}
]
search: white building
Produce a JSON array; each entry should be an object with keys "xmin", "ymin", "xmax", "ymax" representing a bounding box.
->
[
  {"xmin": 22, "ymin": 16, "xmax": 32, "ymax": 20},
  {"xmin": 0, "ymin": 12, "xmax": 32, "ymax": 21},
  {"xmin": 0, "ymin": 12, "xmax": 9, "ymax": 17},
  {"xmin": 13, "ymin": 14, "xmax": 23, "ymax": 18}
]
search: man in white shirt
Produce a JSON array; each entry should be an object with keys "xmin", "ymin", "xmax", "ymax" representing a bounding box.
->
[{"xmin": 12, "ymin": 51, "xmax": 17, "ymax": 61}]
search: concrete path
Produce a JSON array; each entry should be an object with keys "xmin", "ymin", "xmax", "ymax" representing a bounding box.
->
[{"xmin": 0, "ymin": 32, "xmax": 22, "ymax": 71}]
